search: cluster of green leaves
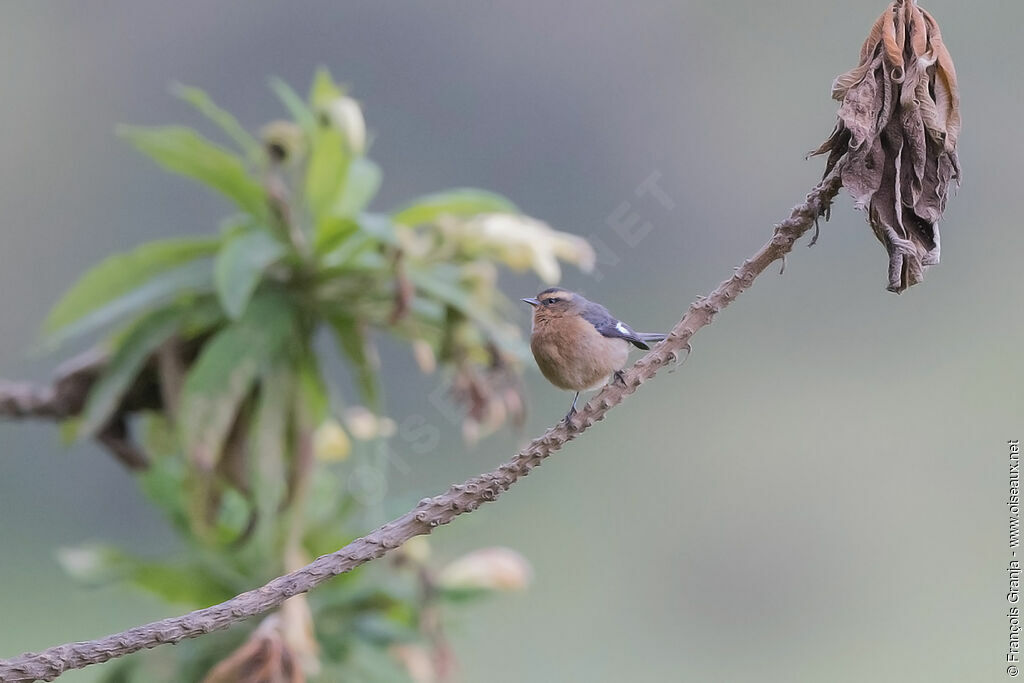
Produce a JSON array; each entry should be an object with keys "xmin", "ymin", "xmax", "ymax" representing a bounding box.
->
[{"xmin": 46, "ymin": 69, "xmax": 560, "ymax": 681}]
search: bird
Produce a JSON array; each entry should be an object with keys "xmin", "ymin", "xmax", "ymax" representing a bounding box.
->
[{"xmin": 522, "ymin": 287, "xmax": 666, "ymax": 420}]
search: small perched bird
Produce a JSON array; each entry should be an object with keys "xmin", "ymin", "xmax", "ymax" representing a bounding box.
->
[{"xmin": 522, "ymin": 288, "xmax": 666, "ymax": 419}]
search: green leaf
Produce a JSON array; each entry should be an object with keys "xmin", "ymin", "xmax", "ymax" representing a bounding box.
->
[
  {"xmin": 358, "ymin": 212, "xmax": 399, "ymax": 246},
  {"xmin": 310, "ymin": 66, "xmax": 345, "ymax": 109},
  {"xmin": 316, "ymin": 214, "xmax": 396, "ymax": 275},
  {"xmin": 392, "ymin": 188, "xmax": 518, "ymax": 227},
  {"xmin": 219, "ymin": 213, "xmax": 259, "ymax": 239},
  {"xmin": 180, "ymin": 296, "xmax": 228, "ymax": 339},
  {"xmin": 179, "ymin": 292, "xmax": 297, "ymax": 470},
  {"xmin": 352, "ymin": 614, "xmax": 419, "ymax": 647},
  {"xmin": 171, "ymin": 84, "xmax": 261, "ymax": 161},
  {"xmin": 96, "ymin": 656, "xmax": 139, "ymax": 683},
  {"xmin": 306, "ymin": 126, "xmax": 349, "ymax": 215},
  {"xmin": 333, "ymin": 157, "xmax": 381, "ymax": 218},
  {"xmin": 408, "ymin": 267, "xmax": 530, "ymax": 360},
  {"xmin": 313, "ymin": 216, "xmax": 360, "ymax": 255},
  {"xmin": 118, "ymin": 125, "xmax": 266, "ymax": 215},
  {"xmin": 139, "ymin": 412, "xmax": 179, "ymax": 458},
  {"xmin": 78, "ymin": 308, "xmax": 184, "ymax": 438},
  {"xmin": 296, "ymin": 351, "xmax": 330, "ymax": 423},
  {"xmin": 138, "ymin": 451, "xmax": 190, "ymax": 533},
  {"xmin": 46, "ymin": 258, "xmax": 214, "ymax": 349},
  {"xmin": 327, "ymin": 314, "xmax": 379, "ymax": 408},
  {"xmin": 344, "ymin": 640, "xmax": 414, "ymax": 681},
  {"xmin": 214, "ymin": 230, "xmax": 288, "ymax": 319},
  {"xmin": 409, "ymin": 296, "xmax": 446, "ymax": 323},
  {"xmin": 129, "ymin": 560, "xmax": 236, "ymax": 607},
  {"xmin": 314, "ymin": 581, "xmax": 413, "ymax": 613},
  {"xmin": 212, "ymin": 486, "xmax": 252, "ymax": 545},
  {"xmin": 57, "ymin": 542, "xmax": 235, "ymax": 607},
  {"xmin": 268, "ymin": 76, "xmax": 315, "ymax": 132},
  {"xmin": 317, "ymin": 234, "xmax": 377, "ymax": 273},
  {"xmin": 45, "ymin": 237, "xmax": 218, "ymax": 335},
  {"xmin": 248, "ymin": 363, "xmax": 295, "ymax": 554},
  {"xmin": 438, "ymin": 586, "xmax": 499, "ymax": 603}
]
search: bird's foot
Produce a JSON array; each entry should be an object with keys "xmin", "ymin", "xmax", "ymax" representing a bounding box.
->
[
  {"xmin": 613, "ymin": 370, "xmax": 627, "ymax": 387},
  {"xmin": 563, "ymin": 392, "xmax": 580, "ymax": 424}
]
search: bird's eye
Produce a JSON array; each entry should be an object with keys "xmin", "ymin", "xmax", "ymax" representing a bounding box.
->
[{"xmin": 543, "ymin": 298, "xmax": 558, "ymax": 305}]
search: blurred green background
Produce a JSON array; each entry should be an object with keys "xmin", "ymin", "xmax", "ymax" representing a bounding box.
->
[{"xmin": 0, "ymin": 1, "xmax": 1019, "ymax": 681}]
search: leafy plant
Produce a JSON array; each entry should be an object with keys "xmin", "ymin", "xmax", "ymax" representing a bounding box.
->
[{"xmin": 48, "ymin": 68, "xmax": 592, "ymax": 682}]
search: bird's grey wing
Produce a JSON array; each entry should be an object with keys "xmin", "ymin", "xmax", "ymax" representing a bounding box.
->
[{"xmin": 579, "ymin": 301, "xmax": 650, "ymax": 350}]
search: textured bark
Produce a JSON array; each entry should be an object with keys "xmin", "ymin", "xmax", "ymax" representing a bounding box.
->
[
  {"xmin": 0, "ymin": 350, "xmax": 106, "ymax": 420},
  {"xmin": 0, "ymin": 338, "xmax": 210, "ymax": 470},
  {"xmin": 0, "ymin": 167, "xmax": 844, "ymax": 683},
  {"xmin": 0, "ymin": 350, "xmax": 148, "ymax": 470}
]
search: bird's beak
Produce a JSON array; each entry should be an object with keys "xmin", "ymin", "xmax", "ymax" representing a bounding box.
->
[{"xmin": 521, "ymin": 297, "xmax": 540, "ymax": 307}]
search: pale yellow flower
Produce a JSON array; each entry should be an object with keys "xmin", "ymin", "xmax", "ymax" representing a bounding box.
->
[
  {"xmin": 312, "ymin": 419, "xmax": 351, "ymax": 462},
  {"xmin": 457, "ymin": 213, "xmax": 595, "ymax": 284},
  {"xmin": 260, "ymin": 120, "xmax": 305, "ymax": 163},
  {"xmin": 412, "ymin": 339, "xmax": 437, "ymax": 374},
  {"xmin": 438, "ymin": 547, "xmax": 532, "ymax": 592},
  {"xmin": 320, "ymin": 96, "xmax": 366, "ymax": 155},
  {"xmin": 344, "ymin": 406, "xmax": 395, "ymax": 441},
  {"xmin": 397, "ymin": 536, "xmax": 432, "ymax": 565}
]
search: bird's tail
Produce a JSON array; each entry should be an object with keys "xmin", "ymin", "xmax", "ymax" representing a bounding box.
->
[{"xmin": 637, "ymin": 332, "xmax": 666, "ymax": 345}]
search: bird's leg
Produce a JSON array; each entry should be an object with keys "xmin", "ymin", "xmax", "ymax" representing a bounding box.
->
[
  {"xmin": 612, "ymin": 370, "xmax": 627, "ymax": 387},
  {"xmin": 564, "ymin": 392, "xmax": 580, "ymax": 422}
]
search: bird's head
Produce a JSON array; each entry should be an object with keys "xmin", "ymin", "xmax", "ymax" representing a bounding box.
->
[{"xmin": 521, "ymin": 287, "xmax": 582, "ymax": 321}]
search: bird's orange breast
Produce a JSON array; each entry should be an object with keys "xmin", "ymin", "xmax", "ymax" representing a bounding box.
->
[{"xmin": 530, "ymin": 315, "xmax": 630, "ymax": 391}]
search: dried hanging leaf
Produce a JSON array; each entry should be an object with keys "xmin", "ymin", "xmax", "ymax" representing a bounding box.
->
[
  {"xmin": 449, "ymin": 343, "xmax": 526, "ymax": 445},
  {"xmin": 813, "ymin": 0, "xmax": 960, "ymax": 292},
  {"xmin": 201, "ymin": 615, "xmax": 304, "ymax": 683}
]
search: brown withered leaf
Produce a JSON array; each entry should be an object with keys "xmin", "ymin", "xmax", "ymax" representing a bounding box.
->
[
  {"xmin": 812, "ymin": 0, "xmax": 960, "ymax": 292},
  {"xmin": 201, "ymin": 615, "xmax": 304, "ymax": 683},
  {"xmin": 449, "ymin": 343, "xmax": 526, "ymax": 445}
]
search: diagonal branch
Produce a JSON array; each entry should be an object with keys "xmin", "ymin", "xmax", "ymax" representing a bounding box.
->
[
  {"xmin": 0, "ymin": 350, "xmax": 150, "ymax": 471},
  {"xmin": 0, "ymin": 340, "xmax": 206, "ymax": 471},
  {"xmin": 0, "ymin": 350, "xmax": 106, "ymax": 421},
  {"xmin": 0, "ymin": 166, "xmax": 844, "ymax": 683}
]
